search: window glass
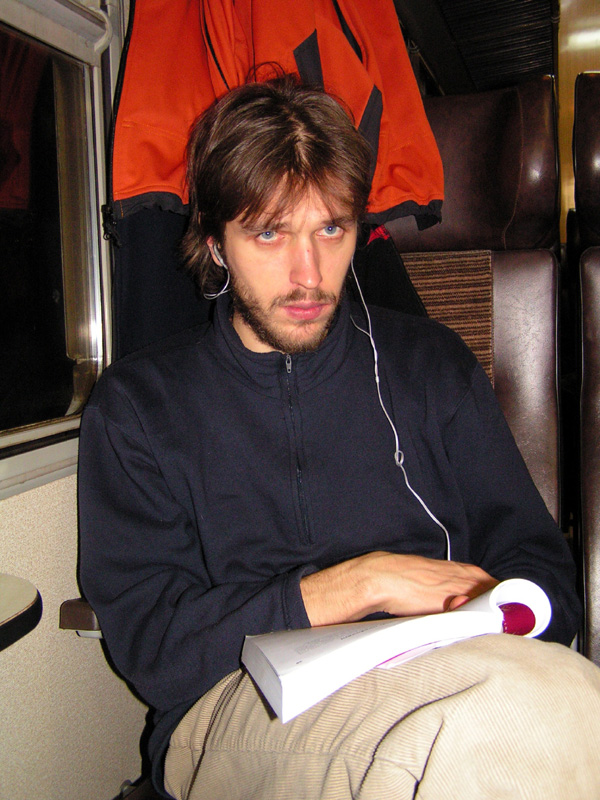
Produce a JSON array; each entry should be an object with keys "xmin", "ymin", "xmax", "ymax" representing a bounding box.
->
[{"xmin": 0, "ymin": 23, "xmax": 101, "ymax": 444}]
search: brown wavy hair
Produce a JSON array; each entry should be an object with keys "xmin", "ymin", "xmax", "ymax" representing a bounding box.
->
[{"xmin": 182, "ymin": 72, "xmax": 373, "ymax": 294}]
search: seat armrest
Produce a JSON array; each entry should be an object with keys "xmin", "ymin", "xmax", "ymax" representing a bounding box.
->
[{"xmin": 59, "ymin": 598, "xmax": 102, "ymax": 638}]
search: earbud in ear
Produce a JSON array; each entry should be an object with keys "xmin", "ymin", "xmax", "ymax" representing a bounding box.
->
[
  {"xmin": 204, "ymin": 243, "xmax": 231, "ymax": 300},
  {"xmin": 213, "ymin": 244, "xmax": 227, "ymax": 269}
]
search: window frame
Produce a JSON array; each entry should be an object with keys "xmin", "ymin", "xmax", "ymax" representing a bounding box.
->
[{"xmin": 0, "ymin": 0, "xmax": 118, "ymax": 499}]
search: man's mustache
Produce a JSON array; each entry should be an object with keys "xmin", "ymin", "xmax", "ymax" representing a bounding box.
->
[{"xmin": 271, "ymin": 288, "xmax": 338, "ymax": 309}]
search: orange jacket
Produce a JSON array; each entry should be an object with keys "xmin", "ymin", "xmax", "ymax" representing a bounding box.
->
[{"xmin": 112, "ymin": 0, "xmax": 443, "ymax": 225}]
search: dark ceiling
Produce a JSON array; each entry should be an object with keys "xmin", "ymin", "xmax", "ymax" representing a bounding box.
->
[{"xmin": 394, "ymin": 0, "xmax": 559, "ymax": 95}]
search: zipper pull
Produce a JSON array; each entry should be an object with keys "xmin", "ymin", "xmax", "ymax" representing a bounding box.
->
[
  {"xmin": 285, "ymin": 354, "xmax": 292, "ymax": 374},
  {"xmin": 101, "ymin": 203, "xmax": 122, "ymax": 247}
]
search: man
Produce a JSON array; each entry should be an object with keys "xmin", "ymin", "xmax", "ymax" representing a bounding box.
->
[{"xmin": 79, "ymin": 75, "xmax": 600, "ymax": 800}]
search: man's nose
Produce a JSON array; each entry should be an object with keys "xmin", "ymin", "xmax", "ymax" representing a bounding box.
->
[{"xmin": 289, "ymin": 243, "xmax": 322, "ymax": 289}]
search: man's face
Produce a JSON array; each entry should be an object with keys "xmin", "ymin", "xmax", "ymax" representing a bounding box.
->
[{"xmin": 210, "ymin": 193, "xmax": 357, "ymax": 354}]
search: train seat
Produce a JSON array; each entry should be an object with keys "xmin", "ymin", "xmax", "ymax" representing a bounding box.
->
[
  {"xmin": 385, "ymin": 75, "xmax": 563, "ymax": 526},
  {"xmin": 575, "ymin": 71, "xmax": 600, "ymax": 666}
]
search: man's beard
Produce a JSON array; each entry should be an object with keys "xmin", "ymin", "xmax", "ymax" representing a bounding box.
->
[{"xmin": 230, "ymin": 274, "xmax": 344, "ymax": 354}]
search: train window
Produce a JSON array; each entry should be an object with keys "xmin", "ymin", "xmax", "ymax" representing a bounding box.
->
[
  {"xmin": 0, "ymin": 26, "xmax": 100, "ymax": 432},
  {"xmin": 0, "ymin": 0, "xmax": 117, "ymax": 497}
]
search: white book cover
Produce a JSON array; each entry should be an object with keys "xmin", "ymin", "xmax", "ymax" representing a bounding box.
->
[{"xmin": 241, "ymin": 578, "xmax": 551, "ymax": 723}]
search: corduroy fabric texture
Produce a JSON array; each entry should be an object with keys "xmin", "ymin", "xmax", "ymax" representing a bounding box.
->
[
  {"xmin": 165, "ymin": 634, "xmax": 600, "ymax": 800},
  {"xmin": 403, "ymin": 250, "xmax": 493, "ymax": 384}
]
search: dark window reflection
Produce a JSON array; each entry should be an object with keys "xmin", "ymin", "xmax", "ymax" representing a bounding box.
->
[{"xmin": 0, "ymin": 26, "xmax": 93, "ymax": 433}]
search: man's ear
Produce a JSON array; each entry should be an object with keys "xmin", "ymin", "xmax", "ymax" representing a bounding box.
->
[
  {"xmin": 206, "ymin": 236, "xmax": 221, "ymax": 266},
  {"xmin": 207, "ymin": 237, "xmax": 227, "ymax": 268}
]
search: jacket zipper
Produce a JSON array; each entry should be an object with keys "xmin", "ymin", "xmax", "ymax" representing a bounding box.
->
[{"xmin": 284, "ymin": 355, "xmax": 312, "ymax": 544}]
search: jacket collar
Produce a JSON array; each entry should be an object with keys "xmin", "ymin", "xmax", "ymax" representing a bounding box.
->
[{"xmin": 211, "ymin": 293, "xmax": 356, "ymax": 394}]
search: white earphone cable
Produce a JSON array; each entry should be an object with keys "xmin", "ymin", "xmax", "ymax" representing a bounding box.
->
[{"xmin": 350, "ymin": 259, "xmax": 452, "ymax": 561}]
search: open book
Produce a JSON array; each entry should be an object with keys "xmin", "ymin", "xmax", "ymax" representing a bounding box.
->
[{"xmin": 241, "ymin": 578, "xmax": 551, "ymax": 723}]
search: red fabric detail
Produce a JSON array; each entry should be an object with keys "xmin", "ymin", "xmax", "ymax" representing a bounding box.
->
[
  {"xmin": 112, "ymin": 0, "xmax": 444, "ymax": 218},
  {"xmin": 367, "ymin": 225, "xmax": 391, "ymax": 245}
]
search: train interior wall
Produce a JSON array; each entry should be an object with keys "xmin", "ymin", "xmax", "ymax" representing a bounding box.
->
[{"xmin": 1, "ymin": 475, "xmax": 147, "ymax": 799}]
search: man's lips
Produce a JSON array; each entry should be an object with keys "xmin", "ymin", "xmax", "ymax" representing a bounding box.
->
[{"xmin": 282, "ymin": 302, "xmax": 330, "ymax": 321}]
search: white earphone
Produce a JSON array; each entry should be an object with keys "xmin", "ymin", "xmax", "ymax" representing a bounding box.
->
[
  {"xmin": 350, "ymin": 259, "xmax": 452, "ymax": 560},
  {"xmin": 204, "ymin": 244, "xmax": 230, "ymax": 300},
  {"xmin": 213, "ymin": 244, "xmax": 227, "ymax": 267}
]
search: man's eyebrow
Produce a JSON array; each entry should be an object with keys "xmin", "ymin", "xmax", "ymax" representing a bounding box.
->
[
  {"xmin": 238, "ymin": 214, "xmax": 356, "ymax": 234},
  {"xmin": 328, "ymin": 215, "xmax": 356, "ymax": 228},
  {"xmin": 239, "ymin": 219, "xmax": 283, "ymax": 233}
]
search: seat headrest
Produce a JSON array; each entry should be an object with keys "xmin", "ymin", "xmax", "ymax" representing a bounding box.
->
[
  {"xmin": 574, "ymin": 72, "xmax": 600, "ymax": 249},
  {"xmin": 387, "ymin": 76, "xmax": 559, "ymax": 253}
]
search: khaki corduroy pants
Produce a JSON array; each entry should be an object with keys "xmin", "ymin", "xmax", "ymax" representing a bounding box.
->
[{"xmin": 165, "ymin": 634, "xmax": 600, "ymax": 799}]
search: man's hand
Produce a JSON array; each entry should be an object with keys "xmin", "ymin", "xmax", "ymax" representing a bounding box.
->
[{"xmin": 300, "ymin": 551, "xmax": 498, "ymax": 627}]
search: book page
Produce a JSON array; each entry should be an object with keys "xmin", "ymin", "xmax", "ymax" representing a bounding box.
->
[{"xmin": 241, "ymin": 578, "xmax": 551, "ymax": 722}]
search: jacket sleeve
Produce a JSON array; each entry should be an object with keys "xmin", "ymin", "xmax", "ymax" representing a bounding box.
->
[
  {"xmin": 441, "ymin": 361, "xmax": 581, "ymax": 646},
  {"xmin": 77, "ymin": 384, "xmax": 313, "ymax": 715}
]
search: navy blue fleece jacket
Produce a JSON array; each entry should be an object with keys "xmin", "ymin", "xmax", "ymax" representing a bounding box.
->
[{"xmin": 78, "ymin": 295, "xmax": 580, "ymax": 792}]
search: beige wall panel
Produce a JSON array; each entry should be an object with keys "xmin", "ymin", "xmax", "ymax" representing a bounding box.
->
[{"xmin": 0, "ymin": 474, "xmax": 147, "ymax": 800}]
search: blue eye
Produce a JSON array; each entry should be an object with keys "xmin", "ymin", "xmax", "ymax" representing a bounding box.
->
[
  {"xmin": 323, "ymin": 225, "xmax": 341, "ymax": 236},
  {"xmin": 257, "ymin": 230, "xmax": 276, "ymax": 241}
]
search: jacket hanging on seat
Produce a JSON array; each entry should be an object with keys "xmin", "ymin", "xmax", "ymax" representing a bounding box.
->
[{"xmin": 106, "ymin": 0, "xmax": 443, "ymax": 358}]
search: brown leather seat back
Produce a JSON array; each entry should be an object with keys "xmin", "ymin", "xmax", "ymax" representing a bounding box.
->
[
  {"xmin": 387, "ymin": 76, "xmax": 560, "ymax": 253},
  {"xmin": 492, "ymin": 250, "xmax": 559, "ymax": 523},
  {"xmin": 580, "ymin": 248, "xmax": 600, "ymax": 665},
  {"xmin": 575, "ymin": 72, "xmax": 600, "ymax": 665},
  {"xmin": 574, "ymin": 72, "xmax": 600, "ymax": 251},
  {"xmin": 387, "ymin": 76, "xmax": 561, "ymax": 523}
]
